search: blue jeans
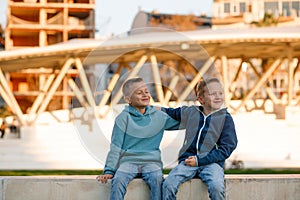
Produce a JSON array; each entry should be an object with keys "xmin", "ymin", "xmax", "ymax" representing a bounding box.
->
[
  {"xmin": 162, "ymin": 162, "xmax": 225, "ymax": 200},
  {"xmin": 110, "ymin": 163, "xmax": 163, "ymax": 200}
]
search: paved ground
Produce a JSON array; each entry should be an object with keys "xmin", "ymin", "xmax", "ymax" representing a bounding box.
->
[
  {"xmin": 0, "ymin": 109, "xmax": 299, "ymax": 170},
  {"xmin": 231, "ymin": 110, "xmax": 300, "ymax": 168}
]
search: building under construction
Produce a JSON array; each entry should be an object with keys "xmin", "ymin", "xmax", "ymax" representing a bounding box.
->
[
  {"xmin": 3, "ymin": 0, "xmax": 95, "ymax": 113},
  {"xmin": 5, "ymin": 0, "xmax": 95, "ymax": 50}
]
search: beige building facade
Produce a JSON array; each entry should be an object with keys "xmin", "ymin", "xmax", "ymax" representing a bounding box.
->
[{"xmin": 212, "ymin": 0, "xmax": 300, "ymax": 28}]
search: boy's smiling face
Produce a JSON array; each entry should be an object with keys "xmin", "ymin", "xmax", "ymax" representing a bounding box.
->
[
  {"xmin": 125, "ymin": 81, "xmax": 150, "ymax": 109},
  {"xmin": 198, "ymin": 81, "xmax": 224, "ymax": 113}
]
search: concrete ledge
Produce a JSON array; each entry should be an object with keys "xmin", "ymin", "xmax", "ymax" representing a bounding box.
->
[{"xmin": 1, "ymin": 175, "xmax": 300, "ymax": 200}]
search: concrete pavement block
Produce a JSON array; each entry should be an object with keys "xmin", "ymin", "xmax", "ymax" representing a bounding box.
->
[
  {"xmin": 0, "ymin": 177, "xmax": 3, "ymax": 200},
  {"xmin": 2, "ymin": 175, "xmax": 300, "ymax": 200},
  {"xmin": 225, "ymin": 175, "xmax": 300, "ymax": 200},
  {"xmin": 3, "ymin": 176, "xmax": 101, "ymax": 200}
]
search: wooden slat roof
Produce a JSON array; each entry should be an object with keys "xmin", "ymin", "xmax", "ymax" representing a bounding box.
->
[{"xmin": 1, "ymin": 26, "xmax": 300, "ymax": 72}]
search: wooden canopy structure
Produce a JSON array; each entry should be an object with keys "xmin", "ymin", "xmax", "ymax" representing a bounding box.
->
[{"xmin": 0, "ymin": 26, "xmax": 300, "ymax": 125}]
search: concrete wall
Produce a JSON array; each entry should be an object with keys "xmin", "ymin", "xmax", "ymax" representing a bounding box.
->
[{"xmin": 1, "ymin": 175, "xmax": 300, "ymax": 200}]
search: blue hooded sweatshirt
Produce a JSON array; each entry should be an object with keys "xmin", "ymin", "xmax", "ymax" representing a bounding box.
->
[{"xmin": 104, "ymin": 105, "xmax": 180, "ymax": 175}]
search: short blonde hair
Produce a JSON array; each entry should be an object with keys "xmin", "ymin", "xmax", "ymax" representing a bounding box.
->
[
  {"xmin": 196, "ymin": 78, "xmax": 221, "ymax": 97},
  {"xmin": 122, "ymin": 77, "xmax": 144, "ymax": 97}
]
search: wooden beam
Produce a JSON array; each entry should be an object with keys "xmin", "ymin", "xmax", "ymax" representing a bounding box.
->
[
  {"xmin": 37, "ymin": 58, "xmax": 75, "ymax": 114},
  {"xmin": 287, "ymin": 49, "xmax": 295, "ymax": 106},
  {"xmin": 98, "ymin": 64, "xmax": 123, "ymax": 107},
  {"xmin": 27, "ymin": 74, "xmax": 55, "ymax": 123},
  {"xmin": 150, "ymin": 54, "xmax": 165, "ymax": 105},
  {"xmin": 293, "ymin": 58, "xmax": 299, "ymax": 77},
  {"xmin": 62, "ymin": 76, "xmax": 69, "ymax": 109},
  {"xmin": 0, "ymin": 85, "xmax": 15, "ymax": 114},
  {"xmin": 68, "ymin": 78, "xmax": 89, "ymax": 108},
  {"xmin": 75, "ymin": 58, "xmax": 95, "ymax": 107},
  {"xmin": 248, "ymin": 59, "xmax": 261, "ymax": 77},
  {"xmin": 228, "ymin": 59, "xmax": 243, "ymax": 100},
  {"xmin": 0, "ymin": 68, "xmax": 25, "ymax": 125},
  {"xmin": 178, "ymin": 56, "xmax": 216, "ymax": 102},
  {"xmin": 265, "ymin": 87, "xmax": 281, "ymax": 105},
  {"xmin": 221, "ymin": 55, "xmax": 230, "ymax": 107},
  {"xmin": 164, "ymin": 75, "xmax": 179, "ymax": 105},
  {"xmin": 234, "ymin": 58, "xmax": 282, "ymax": 113},
  {"xmin": 110, "ymin": 55, "xmax": 148, "ymax": 105},
  {"xmin": 248, "ymin": 59, "xmax": 281, "ymax": 104}
]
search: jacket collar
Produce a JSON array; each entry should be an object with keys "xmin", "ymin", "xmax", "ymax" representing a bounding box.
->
[{"xmin": 198, "ymin": 106, "xmax": 227, "ymax": 117}]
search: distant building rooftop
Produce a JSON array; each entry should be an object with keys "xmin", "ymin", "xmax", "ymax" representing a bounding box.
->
[{"xmin": 131, "ymin": 11, "xmax": 212, "ymax": 33}]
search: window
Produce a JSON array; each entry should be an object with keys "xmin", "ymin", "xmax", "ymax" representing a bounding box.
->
[
  {"xmin": 240, "ymin": 2, "xmax": 246, "ymax": 13},
  {"xmin": 283, "ymin": 2, "xmax": 291, "ymax": 16},
  {"xmin": 264, "ymin": 2, "xmax": 279, "ymax": 15},
  {"xmin": 292, "ymin": 1, "xmax": 300, "ymax": 16},
  {"xmin": 224, "ymin": 3, "xmax": 230, "ymax": 13},
  {"xmin": 248, "ymin": 5, "xmax": 252, "ymax": 12}
]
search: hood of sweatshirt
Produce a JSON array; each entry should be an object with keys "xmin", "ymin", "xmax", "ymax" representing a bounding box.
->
[
  {"xmin": 116, "ymin": 105, "xmax": 168, "ymax": 138},
  {"xmin": 123, "ymin": 105, "xmax": 156, "ymax": 117}
]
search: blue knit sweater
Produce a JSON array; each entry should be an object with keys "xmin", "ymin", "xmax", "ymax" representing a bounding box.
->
[{"xmin": 104, "ymin": 105, "xmax": 180, "ymax": 175}]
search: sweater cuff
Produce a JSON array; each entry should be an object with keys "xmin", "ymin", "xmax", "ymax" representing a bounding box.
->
[{"xmin": 103, "ymin": 168, "xmax": 116, "ymax": 175}]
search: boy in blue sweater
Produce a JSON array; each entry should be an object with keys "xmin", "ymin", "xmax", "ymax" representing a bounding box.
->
[
  {"xmin": 96, "ymin": 77, "xmax": 180, "ymax": 200},
  {"xmin": 162, "ymin": 78, "xmax": 238, "ymax": 200}
]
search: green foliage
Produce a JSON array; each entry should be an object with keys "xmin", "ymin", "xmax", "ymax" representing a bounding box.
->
[
  {"xmin": 225, "ymin": 168, "xmax": 300, "ymax": 174},
  {"xmin": 0, "ymin": 106, "xmax": 12, "ymax": 118},
  {"xmin": 0, "ymin": 170, "xmax": 102, "ymax": 176},
  {"xmin": 251, "ymin": 13, "xmax": 278, "ymax": 27}
]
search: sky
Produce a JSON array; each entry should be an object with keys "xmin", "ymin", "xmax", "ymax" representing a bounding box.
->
[
  {"xmin": 95, "ymin": 0, "xmax": 213, "ymax": 36},
  {"xmin": 0, "ymin": 0, "xmax": 7, "ymax": 30},
  {"xmin": 0, "ymin": 0, "xmax": 213, "ymax": 36}
]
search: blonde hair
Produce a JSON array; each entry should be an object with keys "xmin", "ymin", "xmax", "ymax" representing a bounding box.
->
[
  {"xmin": 196, "ymin": 78, "xmax": 221, "ymax": 97},
  {"xmin": 122, "ymin": 77, "xmax": 144, "ymax": 97}
]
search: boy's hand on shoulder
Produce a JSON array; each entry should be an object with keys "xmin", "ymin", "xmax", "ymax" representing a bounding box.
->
[
  {"xmin": 185, "ymin": 156, "xmax": 197, "ymax": 167},
  {"xmin": 96, "ymin": 174, "xmax": 113, "ymax": 183}
]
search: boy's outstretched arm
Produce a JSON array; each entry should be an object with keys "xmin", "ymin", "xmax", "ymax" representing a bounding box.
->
[{"xmin": 160, "ymin": 106, "xmax": 183, "ymax": 121}]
